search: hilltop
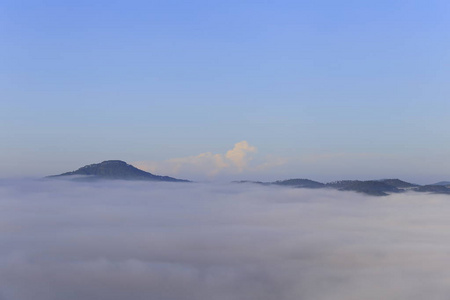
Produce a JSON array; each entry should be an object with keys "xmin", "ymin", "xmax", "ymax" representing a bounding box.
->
[{"xmin": 48, "ymin": 160, "xmax": 189, "ymax": 182}]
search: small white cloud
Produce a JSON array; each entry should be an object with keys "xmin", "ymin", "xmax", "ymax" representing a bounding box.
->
[
  {"xmin": 225, "ymin": 141, "xmax": 257, "ymax": 172},
  {"xmin": 134, "ymin": 141, "xmax": 284, "ymax": 179}
]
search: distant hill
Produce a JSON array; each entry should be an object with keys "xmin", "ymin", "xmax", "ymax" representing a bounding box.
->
[
  {"xmin": 272, "ymin": 179, "xmax": 325, "ymax": 189},
  {"xmin": 377, "ymin": 179, "xmax": 419, "ymax": 188},
  {"xmin": 232, "ymin": 180, "xmax": 270, "ymax": 186},
  {"xmin": 431, "ymin": 181, "xmax": 450, "ymax": 186},
  {"xmin": 326, "ymin": 180, "xmax": 401, "ymax": 196},
  {"xmin": 236, "ymin": 177, "xmax": 450, "ymax": 196},
  {"xmin": 48, "ymin": 160, "xmax": 189, "ymax": 182},
  {"xmin": 415, "ymin": 185, "xmax": 450, "ymax": 194}
]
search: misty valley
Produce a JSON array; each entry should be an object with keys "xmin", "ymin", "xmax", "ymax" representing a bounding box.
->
[{"xmin": 2, "ymin": 177, "xmax": 450, "ymax": 300}]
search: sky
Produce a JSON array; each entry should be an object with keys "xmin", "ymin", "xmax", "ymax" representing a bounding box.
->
[
  {"xmin": 3, "ymin": 179, "xmax": 450, "ymax": 300},
  {"xmin": 1, "ymin": 0, "xmax": 450, "ymax": 183}
]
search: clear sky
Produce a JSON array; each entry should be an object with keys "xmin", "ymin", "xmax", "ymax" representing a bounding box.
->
[{"xmin": 1, "ymin": 0, "xmax": 450, "ymax": 183}]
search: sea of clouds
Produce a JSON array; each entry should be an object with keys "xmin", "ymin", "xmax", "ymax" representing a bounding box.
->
[{"xmin": 1, "ymin": 178, "xmax": 450, "ymax": 300}]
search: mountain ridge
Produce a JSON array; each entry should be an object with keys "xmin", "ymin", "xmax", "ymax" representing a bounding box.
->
[
  {"xmin": 235, "ymin": 178, "xmax": 450, "ymax": 196},
  {"xmin": 47, "ymin": 160, "xmax": 450, "ymax": 195},
  {"xmin": 431, "ymin": 181, "xmax": 450, "ymax": 186}
]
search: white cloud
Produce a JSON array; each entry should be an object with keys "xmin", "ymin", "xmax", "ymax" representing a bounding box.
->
[
  {"xmin": 134, "ymin": 141, "xmax": 284, "ymax": 180},
  {"xmin": 225, "ymin": 140, "xmax": 257, "ymax": 171}
]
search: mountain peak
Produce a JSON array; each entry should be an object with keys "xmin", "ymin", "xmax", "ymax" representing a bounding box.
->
[
  {"xmin": 100, "ymin": 160, "xmax": 127, "ymax": 164},
  {"xmin": 48, "ymin": 160, "xmax": 189, "ymax": 182}
]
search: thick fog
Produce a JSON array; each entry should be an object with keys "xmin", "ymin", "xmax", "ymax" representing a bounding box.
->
[{"xmin": 1, "ymin": 179, "xmax": 450, "ymax": 300}]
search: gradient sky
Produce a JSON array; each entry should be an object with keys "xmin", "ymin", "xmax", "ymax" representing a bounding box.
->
[{"xmin": 1, "ymin": 0, "xmax": 450, "ymax": 183}]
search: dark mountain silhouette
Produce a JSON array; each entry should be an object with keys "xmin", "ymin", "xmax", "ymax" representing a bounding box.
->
[
  {"xmin": 48, "ymin": 162, "xmax": 450, "ymax": 196},
  {"xmin": 415, "ymin": 185, "xmax": 450, "ymax": 194},
  {"xmin": 48, "ymin": 160, "xmax": 189, "ymax": 182},
  {"xmin": 326, "ymin": 180, "xmax": 401, "ymax": 196},
  {"xmin": 272, "ymin": 179, "xmax": 325, "ymax": 189},
  {"xmin": 232, "ymin": 180, "xmax": 269, "ymax": 185},
  {"xmin": 236, "ymin": 178, "xmax": 450, "ymax": 196},
  {"xmin": 431, "ymin": 181, "xmax": 450, "ymax": 186},
  {"xmin": 377, "ymin": 179, "xmax": 419, "ymax": 188}
]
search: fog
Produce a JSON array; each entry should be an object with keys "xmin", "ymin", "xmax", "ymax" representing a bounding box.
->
[{"xmin": 1, "ymin": 179, "xmax": 450, "ymax": 300}]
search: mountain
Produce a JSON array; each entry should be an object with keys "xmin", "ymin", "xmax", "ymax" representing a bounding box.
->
[
  {"xmin": 235, "ymin": 177, "xmax": 450, "ymax": 196},
  {"xmin": 237, "ymin": 178, "xmax": 410, "ymax": 196},
  {"xmin": 48, "ymin": 160, "xmax": 189, "ymax": 182},
  {"xmin": 272, "ymin": 179, "xmax": 325, "ymax": 189},
  {"xmin": 236, "ymin": 177, "xmax": 450, "ymax": 196},
  {"xmin": 232, "ymin": 180, "xmax": 270, "ymax": 186},
  {"xmin": 377, "ymin": 179, "xmax": 419, "ymax": 188},
  {"xmin": 415, "ymin": 185, "xmax": 450, "ymax": 194},
  {"xmin": 326, "ymin": 180, "xmax": 401, "ymax": 196},
  {"xmin": 431, "ymin": 181, "xmax": 450, "ymax": 186}
]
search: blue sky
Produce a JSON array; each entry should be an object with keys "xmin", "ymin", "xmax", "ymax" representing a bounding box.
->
[{"xmin": 1, "ymin": 0, "xmax": 450, "ymax": 183}]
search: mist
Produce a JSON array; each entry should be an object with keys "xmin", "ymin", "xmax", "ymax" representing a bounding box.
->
[{"xmin": 1, "ymin": 179, "xmax": 450, "ymax": 300}]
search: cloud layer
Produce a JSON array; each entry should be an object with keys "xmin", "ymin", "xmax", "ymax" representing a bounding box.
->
[{"xmin": 1, "ymin": 179, "xmax": 450, "ymax": 299}]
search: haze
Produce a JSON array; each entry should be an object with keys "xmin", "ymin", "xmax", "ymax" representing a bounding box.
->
[{"xmin": 2, "ymin": 179, "xmax": 450, "ymax": 300}]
